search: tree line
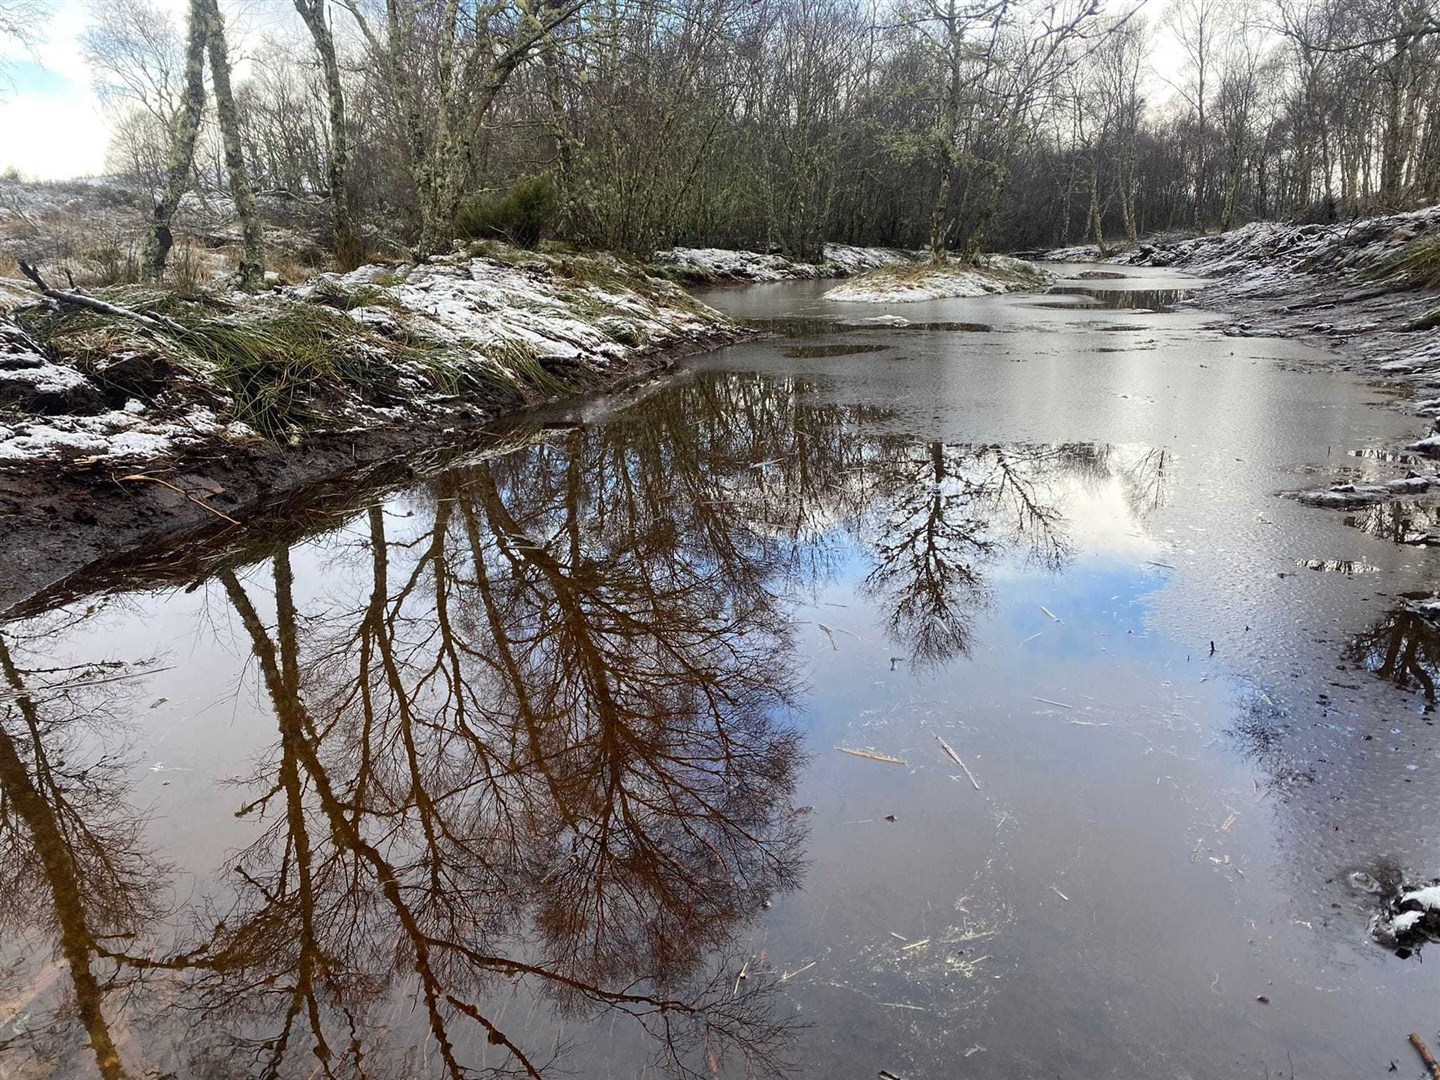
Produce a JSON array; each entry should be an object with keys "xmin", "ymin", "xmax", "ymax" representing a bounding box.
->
[{"xmin": 12, "ymin": 0, "xmax": 1440, "ymax": 278}]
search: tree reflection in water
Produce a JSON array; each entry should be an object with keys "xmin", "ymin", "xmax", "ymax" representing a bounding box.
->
[
  {"xmin": 1346, "ymin": 605, "xmax": 1440, "ymax": 709},
  {"xmin": 0, "ymin": 371, "xmax": 1169, "ymax": 1079}
]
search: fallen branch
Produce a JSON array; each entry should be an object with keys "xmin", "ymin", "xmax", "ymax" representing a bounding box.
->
[
  {"xmin": 0, "ymin": 665, "xmax": 175, "ymax": 702},
  {"xmin": 118, "ymin": 474, "xmax": 241, "ymax": 525},
  {"xmin": 18, "ymin": 262, "xmax": 188, "ymax": 334},
  {"xmin": 1411, "ymin": 1034, "xmax": 1440, "ymax": 1080}
]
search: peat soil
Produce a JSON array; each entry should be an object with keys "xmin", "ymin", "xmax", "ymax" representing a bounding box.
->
[{"xmin": 0, "ymin": 332, "xmax": 736, "ymax": 617}]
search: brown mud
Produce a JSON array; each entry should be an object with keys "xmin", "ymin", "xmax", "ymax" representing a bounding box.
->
[{"xmin": 0, "ymin": 330, "xmax": 741, "ymax": 616}]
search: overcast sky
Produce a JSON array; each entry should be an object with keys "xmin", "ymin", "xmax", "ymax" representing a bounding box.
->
[{"xmin": 0, "ymin": 0, "xmax": 303, "ymax": 179}]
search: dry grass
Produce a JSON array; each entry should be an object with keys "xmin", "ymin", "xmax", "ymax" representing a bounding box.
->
[{"xmin": 1361, "ymin": 235, "xmax": 1440, "ymax": 289}]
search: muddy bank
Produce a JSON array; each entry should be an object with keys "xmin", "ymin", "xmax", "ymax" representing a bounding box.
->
[{"xmin": 0, "ymin": 246, "xmax": 746, "ymax": 613}]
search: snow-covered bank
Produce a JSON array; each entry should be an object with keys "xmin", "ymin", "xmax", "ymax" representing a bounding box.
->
[
  {"xmin": 1039, "ymin": 207, "xmax": 1440, "ymax": 282},
  {"xmin": 0, "ymin": 247, "xmax": 740, "ymax": 468},
  {"xmin": 823, "ymin": 254, "xmax": 1052, "ymax": 302},
  {"xmin": 649, "ymin": 243, "xmax": 914, "ymax": 283}
]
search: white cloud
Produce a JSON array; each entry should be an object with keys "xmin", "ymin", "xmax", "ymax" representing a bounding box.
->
[
  {"xmin": 0, "ymin": 84, "xmax": 111, "ymax": 178},
  {"xmin": 0, "ymin": 0, "xmax": 303, "ymax": 180}
]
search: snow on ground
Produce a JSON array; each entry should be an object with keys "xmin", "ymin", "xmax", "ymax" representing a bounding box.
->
[
  {"xmin": 823, "ymin": 254, "xmax": 1051, "ymax": 302},
  {"xmin": 1288, "ymin": 475, "xmax": 1437, "ymax": 508},
  {"xmin": 0, "ymin": 408, "xmax": 251, "ymax": 465},
  {"xmin": 650, "ymin": 244, "xmax": 914, "ymax": 283},
  {"xmin": 317, "ymin": 253, "xmax": 721, "ymax": 367},
  {"xmin": 0, "ymin": 248, "xmax": 737, "ymax": 468}
]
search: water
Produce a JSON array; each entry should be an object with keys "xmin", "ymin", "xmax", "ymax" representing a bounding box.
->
[{"xmin": 4, "ymin": 266, "xmax": 1440, "ymax": 1080}]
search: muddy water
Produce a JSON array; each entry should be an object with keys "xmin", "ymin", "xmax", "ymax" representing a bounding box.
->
[{"xmin": 3, "ymin": 266, "xmax": 1440, "ymax": 1080}]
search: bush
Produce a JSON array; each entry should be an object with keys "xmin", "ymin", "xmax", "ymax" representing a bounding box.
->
[{"xmin": 456, "ymin": 175, "xmax": 557, "ymax": 249}]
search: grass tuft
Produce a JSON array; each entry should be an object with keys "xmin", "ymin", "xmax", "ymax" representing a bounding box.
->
[{"xmin": 1361, "ymin": 236, "xmax": 1440, "ymax": 289}]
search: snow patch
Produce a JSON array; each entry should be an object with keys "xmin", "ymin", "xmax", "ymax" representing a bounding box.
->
[{"xmin": 823, "ymin": 256, "xmax": 1052, "ymax": 303}]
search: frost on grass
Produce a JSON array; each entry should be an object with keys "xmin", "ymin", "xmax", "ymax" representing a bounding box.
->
[
  {"xmin": 823, "ymin": 255, "xmax": 1052, "ymax": 303},
  {"xmin": 0, "ymin": 247, "xmax": 736, "ymax": 468},
  {"xmin": 650, "ymin": 243, "xmax": 914, "ymax": 284}
]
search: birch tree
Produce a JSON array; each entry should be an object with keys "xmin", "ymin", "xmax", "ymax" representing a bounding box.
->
[{"xmin": 293, "ymin": 0, "xmax": 359, "ymax": 264}]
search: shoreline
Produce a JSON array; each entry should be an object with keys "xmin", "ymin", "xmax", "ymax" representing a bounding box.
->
[
  {"xmin": 6, "ymin": 215, "xmax": 1440, "ymax": 616},
  {"xmin": 0, "ymin": 319, "xmax": 746, "ymax": 618}
]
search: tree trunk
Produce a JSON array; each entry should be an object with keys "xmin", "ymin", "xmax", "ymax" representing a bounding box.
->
[
  {"xmin": 294, "ymin": 0, "xmax": 358, "ymax": 268},
  {"xmin": 143, "ymin": 0, "xmax": 207, "ymax": 282},
  {"xmin": 199, "ymin": 0, "xmax": 264, "ymax": 287}
]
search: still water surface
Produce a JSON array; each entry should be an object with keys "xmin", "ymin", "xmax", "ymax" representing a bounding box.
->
[{"xmin": 3, "ymin": 266, "xmax": 1440, "ymax": 1080}]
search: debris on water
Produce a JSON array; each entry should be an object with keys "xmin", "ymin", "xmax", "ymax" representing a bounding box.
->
[
  {"xmin": 836, "ymin": 746, "xmax": 908, "ymax": 765},
  {"xmin": 884, "ymin": 814, "xmax": 897, "ymax": 822},
  {"xmin": 1039, "ymin": 605, "xmax": 1062, "ymax": 621},
  {"xmin": 935, "ymin": 734, "xmax": 981, "ymax": 790},
  {"xmin": 818, "ymin": 623, "xmax": 839, "ymax": 650},
  {"xmin": 1295, "ymin": 559, "xmax": 1379, "ymax": 574},
  {"xmin": 1051, "ymin": 886, "xmax": 1070, "ymax": 901},
  {"xmin": 1410, "ymin": 1034, "xmax": 1440, "ymax": 1080},
  {"xmin": 1256, "ymin": 995, "xmax": 1270, "ymax": 1004},
  {"xmin": 779, "ymin": 961, "xmax": 816, "ymax": 982},
  {"xmin": 1034, "ymin": 696, "xmax": 1073, "ymax": 709}
]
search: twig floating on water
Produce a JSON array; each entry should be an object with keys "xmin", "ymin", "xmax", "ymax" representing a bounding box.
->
[
  {"xmin": 934, "ymin": 734, "xmax": 980, "ymax": 790},
  {"xmin": 0, "ymin": 666, "xmax": 176, "ymax": 701},
  {"xmin": 1411, "ymin": 1034, "xmax": 1440, "ymax": 1080},
  {"xmin": 1034, "ymin": 697, "xmax": 1074, "ymax": 709},
  {"xmin": 1039, "ymin": 605, "xmax": 1061, "ymax": 622},
  {"xmin": 779, "ymin": 961, "xmax": 816, "ymax": 982},
  {"xmin": 835, "ymin": 746, "xmax": 908, "ymax": 765}
]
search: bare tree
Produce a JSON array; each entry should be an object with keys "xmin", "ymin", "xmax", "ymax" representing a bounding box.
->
[{"xmin": 0, "ymin": 0, "xmax": 46, "ymax": 91}]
